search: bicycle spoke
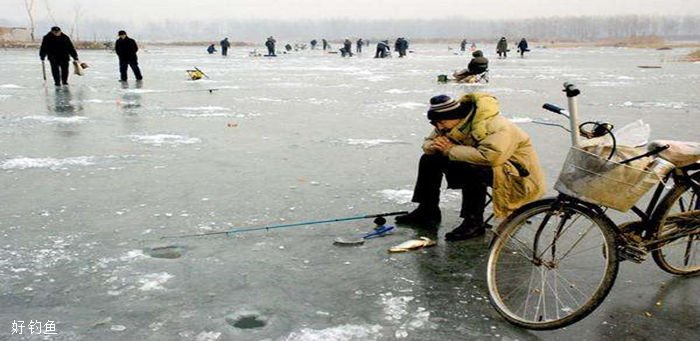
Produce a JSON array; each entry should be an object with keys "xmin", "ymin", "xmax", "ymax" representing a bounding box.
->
[
  {"xmin": 683, "ymin": 236, "xmax": 693, "ymax": 267},
  {"xmin": 557, "ymin": 222, "xmax": 599, "ymax": 263},
  {"xmin": 536, "ymin": 210, "xmax": 585, "ymax": 260}
]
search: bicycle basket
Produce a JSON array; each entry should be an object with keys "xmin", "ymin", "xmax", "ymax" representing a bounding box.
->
[{"xmin": 554, "ymin": 147, "xmax": 660, "ymax": 212}]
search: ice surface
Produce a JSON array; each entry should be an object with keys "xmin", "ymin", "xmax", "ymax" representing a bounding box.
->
[
  {"xmin": 281, "ymin": 324, "xmax": 383, "ymax": 341},
  {"xmin": 1, "ymin": 156, "xmax": 96, "ymax": 170},
  {"xmin": 1, "ymin": 44, "xmax": 698, "ymax": 340}
]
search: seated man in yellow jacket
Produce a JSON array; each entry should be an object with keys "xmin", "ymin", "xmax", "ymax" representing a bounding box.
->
[{"xmin": 396, "ymin": 93, "xmax": 546, "ymax": 241}]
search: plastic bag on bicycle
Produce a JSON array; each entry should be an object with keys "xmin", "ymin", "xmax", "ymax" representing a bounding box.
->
[{"xmin": 555, "ymin": 144, "xmax": 659, "ymax": 212}]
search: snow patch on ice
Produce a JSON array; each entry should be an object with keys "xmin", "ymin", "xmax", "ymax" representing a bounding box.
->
[
  {"xmin": 381, "ymin": 293, "xmax": 414, "ymax": 321},
  {"xmin": 0, "ymin": 84, "xmax": 24, "ymax": 89},
  {"xmin": 1, "ymin": 156, "xmax": 96, "ymax": 170},
  {"xmin": 138, "ymin": 272, "xmax": 174, "ymax": 291},
  {"xmin": 281, "ymin": 324, "xmax": 382, "ymax": 341},
  {"xmin": 196, "ymin": 331, "xmax": 221, "ymax": 341},
  {"xmin": 378, "ymin": 189, "xmax": 460, "ymax": 204},
  {"xmin": 21, "ymin": 115, "xmax": 88, "ymax": 123},
  {"xmin": 383, "ymin": 102, "xmax": 425, "ymax": 110},
  {"xmin": 127, "ymin": 134, "xmax": 201, "ymax": 145},
  {"xmin": 508, "ymin": 116, "xmax": 533, "ymax": 123},
  {"xmin": 377, "ymin": 189, "xmax": 413, "ymax": 205},
  {"xmin": 175, "ymin": 106, "xmax": 231, "ymax": 112},
  {"xmin": 621, "ymin": 101, "xmax": 688, "ymax": 110},
  {"xmin": 346, "ymin": 139, "xmax": 405, "ymax": 148}
]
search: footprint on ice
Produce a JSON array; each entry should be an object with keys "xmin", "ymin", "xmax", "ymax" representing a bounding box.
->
[
  {"xmin": 146, "ymin": 245, "xmax": 185, "ymax": 259},
  {"xmin": 226, "ymin": 312, "xmax": 267, "ymax": 329}
]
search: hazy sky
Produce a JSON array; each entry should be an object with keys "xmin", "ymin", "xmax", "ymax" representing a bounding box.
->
[{"xmin": 3, "ymin": 0, "xmax": 700, "ymax": 23}]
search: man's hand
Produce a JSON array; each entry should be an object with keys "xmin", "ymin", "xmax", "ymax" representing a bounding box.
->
[{"xmin": 432, "ymin": 136, "xmax": 455, "ymax": 155}]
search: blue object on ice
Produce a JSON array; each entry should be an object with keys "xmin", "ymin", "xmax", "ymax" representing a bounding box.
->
[{"xmin": 363, "ymin": 225, "xmax": 395, "ymax": 239}]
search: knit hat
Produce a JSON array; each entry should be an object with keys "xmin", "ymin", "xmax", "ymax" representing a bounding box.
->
[
  {"xmin": 118, "ymin": 30, "xmax": 127, "ymax": 36},
  {"xmin": 427, "ymin": 95, "xmax": 473, "ymax": 121},
  {"xmin": 51, "ymin": 26, "xmax": 61, "ymax": 32}
]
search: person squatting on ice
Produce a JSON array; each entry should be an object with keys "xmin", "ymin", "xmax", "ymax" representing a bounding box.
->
[
  {"xmin": 453, "ymin": 50, "xmax": 489, "ymax": 81},
  {"xmin": 395, "ymin": 93, "xmax": 546, "ymax": 241},
  {"xmin": 39, "ymin": 26, "xmax": 79, "ymax": 86},
  {"xmin": 115, "ymin": 30, "xmax": 143, "ymax": 82},
  {"xmin": 375, "ymin": 40, "xmax": 390, "ymax": 58}
]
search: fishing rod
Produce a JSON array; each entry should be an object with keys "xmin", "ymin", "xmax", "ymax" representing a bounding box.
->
[
  {"xmin": 162, "ymin": 211, "xmax": 408, "ymax": 239},
  {"xmin": 41, "ymin": 60, "xmax": 47, "ymax": 84}
]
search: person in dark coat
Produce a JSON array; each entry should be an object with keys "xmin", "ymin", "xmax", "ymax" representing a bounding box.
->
[
  {"xmin": 310, "ymin": 39, "xmax": 318, "ymax": 49},
  {"xmin": 453, "ymin": 50, "xmax": 489, "ymax": 81},
  {"xmin": 497, "ymin": 37, "xmax": 508, "ymax": 58},
  {"xmin": 374, "ymin": 40, "xmax": 390, "ymax": 58},
  {"xmin": 395, "ymin": 37, "xmax": 409, "ymax": 57},
  {"xmin": 115, "ymin": 30, "xmax": 143, "ymax": 82},
  {"xmin": 265, "ymin": 36, "xmax": 276, "ymax": 56},
  {"xmin": 322, "ymin": 39, "xmax": 328, "ymax": 50},
  {"xmin": 356, "ymin": 38, "xmax": 364, "ymax": 53},
  {"xmin": 207, "ymin": 44, "xmax": 216, "ymax": 54},
  {"xmin": 460, "ymin": 39, "xmax": 467, "ymax": 52},
  {"xmin": 517, "ymin": 38, "xmax": 529, "ymax": 57},
  {"xmin": 220, "ymin": 38, "xmax": 231, "ymax": 56},
  {"xmin": 341, "ymin": 38, "xmax": 353, "ymax": 57},
  {"xmin": 39, "ymin": 26, "xmax": 79, "ymax": 86}
]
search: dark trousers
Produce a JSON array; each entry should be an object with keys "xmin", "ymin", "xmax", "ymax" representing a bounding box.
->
[
  {"xmin": 49, "ymin": 59, "xmax": 69, "ymax": 85},
  {"xmin": 119, "ymin": 58, "xmax": 143, "ymax": 81},
  {"xmin": 222, "ymin": 47, "xmax": 228, "ymax": 56},
  {"xmin": 411, "ymin": 153, "xmax": 493, "ymax": 222},
  {"xmin": 267, "ymin": 46, "xmax": 275, "ymax": 55}
]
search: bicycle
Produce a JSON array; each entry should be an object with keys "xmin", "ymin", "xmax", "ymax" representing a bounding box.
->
[{"xmin": 486, "ymin": 82, "xmax": 700, "ymax": 330}]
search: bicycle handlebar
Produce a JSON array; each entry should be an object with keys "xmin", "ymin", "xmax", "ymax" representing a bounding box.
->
[{"xmin": 542, "ymin": 103, "xmax": 565, "ymax": 115}]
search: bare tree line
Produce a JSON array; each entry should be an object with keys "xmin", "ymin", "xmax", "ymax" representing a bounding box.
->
[{"xmin": 20, "ymin": 14, "xmax": 700, "ymax": 42}]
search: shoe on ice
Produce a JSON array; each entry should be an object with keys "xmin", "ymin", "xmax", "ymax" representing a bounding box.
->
[
  {"xmin": 395, "ymin": 205, "xmax": 441, "ymax": 228},
  {"xmin": 445, "ymin": 219, "xmax": 485, "ymax": 241}
]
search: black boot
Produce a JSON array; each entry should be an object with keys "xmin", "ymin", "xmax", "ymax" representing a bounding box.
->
[
  {"xmin": 395, "ymin": 205, "xmax": 441, "ymax": 228},
  {"xmin": 445, "ymin": 219, "xmax": 485, "ymax": 241}
]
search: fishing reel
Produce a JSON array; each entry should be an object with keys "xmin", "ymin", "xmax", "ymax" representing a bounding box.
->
[{"xmin": 373, "ymin": 216, "xmax": 387, "ymax": 227}]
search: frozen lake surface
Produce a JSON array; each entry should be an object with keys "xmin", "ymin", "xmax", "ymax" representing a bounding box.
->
[{"xmin": 1, "ymin": 44, "xmax": 699, "ymax": 340}]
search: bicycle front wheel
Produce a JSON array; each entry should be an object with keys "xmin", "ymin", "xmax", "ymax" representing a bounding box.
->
[
  {"xmin": 487, "ymin": 198, "xmax": 619, "ymax": 330},
  {"xmin": 652, "ymin": 172, "xmax": 700, "ymax": 275}
]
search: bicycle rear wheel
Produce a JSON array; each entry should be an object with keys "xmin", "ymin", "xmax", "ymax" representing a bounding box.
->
[
  {"xmin": 487, "ymin": 197, "xmax": 619, "ymax": 330},
  {"xmin": 652, "ymin": 171, "xmax": 700, "ymax": 275}
]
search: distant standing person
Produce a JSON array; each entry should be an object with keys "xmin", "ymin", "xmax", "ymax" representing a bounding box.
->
[
  {"xmin": 517, "ymin": 38, "xmax": 529, "ymax": 57},
  {"xmin": 460, "ymin": 39, "xmax": 467, "ymax": 52},
  {"xmin": 265, "ymin": 36, "xmax": 276, "ymax": 56},
  {"xmin": 115, "ymin": 30, "xmax": 143, "ymax": 82},
  {"xmin": 497, "ymin": 37, "xmax": 508, "ymax": 58},
  {"xmin": 356, "ymin": 38, "xmax": 364, "ymax": 53},
  {"xmin": 322, "ymin": 39, "xmax": 328, "ymax": 51},
  {"xmin": 39, "ymin": 26, "xmax": 79, "ymax": 86},
  {"xmin": 395, "ymin": 37, "xmax": 408, "ymax": 58},
  {"xmin": 310, "ymin": 39, "xmax": 318, "ymax": 49},
  {"xmin": 342, "ymin": 38, "xmax": 353, "ymax": 57},
  {"xmin": 220, "ymin": 37, "xmax": 231, "ymax": 56},
  {"xmin": 207, "ymin": 44, "xmax": 216, "ymax": 54}
]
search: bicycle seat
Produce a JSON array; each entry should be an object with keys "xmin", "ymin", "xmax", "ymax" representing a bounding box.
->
[{"xmin": 648, "ymin": 140, "xmax": 700, "ymax": 167}]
